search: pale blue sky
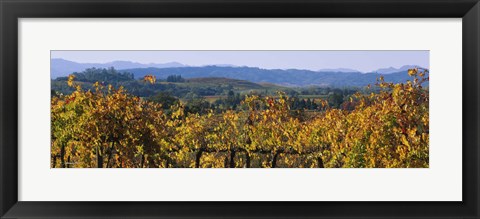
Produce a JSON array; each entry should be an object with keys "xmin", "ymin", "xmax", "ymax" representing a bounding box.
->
[{"xmin": 51, "ymin": 50, "xmax": 429, "ymax": 72}]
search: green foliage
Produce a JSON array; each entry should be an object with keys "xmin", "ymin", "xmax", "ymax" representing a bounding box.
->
[
  {"xmin": 56, "ymin": 67, "xmax": 134, "ymax": 83},
  {"xmin": 166, "ymin": 75, "xmax": 185, "ymax": 82},
  {"xmin": 148, "ymin": 92, "xmax": 180, "ymax": 110}
]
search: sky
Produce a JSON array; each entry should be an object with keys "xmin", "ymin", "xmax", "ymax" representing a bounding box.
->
[{"xmin": 51, "ymin": 50, "xmax": 429, "ymax": 72}]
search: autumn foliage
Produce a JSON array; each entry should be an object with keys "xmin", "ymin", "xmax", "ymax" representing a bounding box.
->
[{"xmin": 51, "ymin": 69, "xmax": 429, "ymax": 168}]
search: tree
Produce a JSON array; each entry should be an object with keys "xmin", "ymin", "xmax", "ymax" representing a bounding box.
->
[
  {"xmin": 148, "ymin": 92, "xmax": 180, "ymax": 110},
  {"xmin": 166, "ymin": 75, "xmax": 185, "ymax": 83}
]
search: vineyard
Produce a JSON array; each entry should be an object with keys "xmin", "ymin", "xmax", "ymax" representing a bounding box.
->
[{"xmin": 51, "ymin": 69, "xmax": 429, "ymax": 168}]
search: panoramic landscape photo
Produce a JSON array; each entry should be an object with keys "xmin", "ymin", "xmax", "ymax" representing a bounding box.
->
[{"xmin": 50, "ymin": 50, "xmax": 429, "ymax": 168}]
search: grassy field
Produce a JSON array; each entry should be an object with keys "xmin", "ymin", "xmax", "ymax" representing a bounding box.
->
[{"xmin": 204, "ymin": 95, "xmax": 224, "ymax": 103}]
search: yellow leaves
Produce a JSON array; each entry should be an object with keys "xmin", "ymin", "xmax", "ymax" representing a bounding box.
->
[
  {"xmin": 408, "ymin": 127, "xmax": 417, "ymax": 138},
  {"xmin": 67, "ymin": 74, "xmax": 75, "ymax": 87},
  {"xmin": 407, "ymin": 68, "xmax": 418, "ymax": 76},
  {"xmin": 171, "ymin": 106, "xmax": 184, "ymax": 119},
  {"xmin": 143, "ymin": 75, "xmax": 156, "ymax": 84},
  {"xmin": 401, "ymin": 134, "xmax": 410, "ymax": 147},
  {"xmin": 207, "ymin": 111, "xmax": 214, "ymax": 118}
]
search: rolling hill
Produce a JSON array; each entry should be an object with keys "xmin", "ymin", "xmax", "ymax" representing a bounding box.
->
[
  {"xmin": 185, "ymin": 77, "xmax": 264, "ymax": 90},
  {"xmin": 119, "ymin": 66, "xmax": 419, "ymax": 87}
]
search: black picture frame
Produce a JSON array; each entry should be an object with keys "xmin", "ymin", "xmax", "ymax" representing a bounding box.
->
[{"xmin": 1, "ymin": 0, "xmax": 479, "ymax": 218}]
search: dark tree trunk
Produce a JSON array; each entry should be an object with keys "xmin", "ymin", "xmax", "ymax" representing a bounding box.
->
[
  {"xmin": 67, "ymin": 156, "xmax": 71, "ymax": 168},
  {"xmin": 140, "ymin": 154, "xmax": 145, "ymax": 168},
  {"xmin": 229, "ymin": 149, "xmax": 236, "ymax": 168},
  {"xmin": 271, "ymin": 152, "xmax": 279, "ymax": 168},
  {"xmin": 52, "ymin": 155, "xmax": 57, "ymax": 168},
  {"xmin": 97, "ymin": 155, "xmax": 103, "ymax": 168},
  {"xmin": 318, "ymin": 156, "xmax": 324, "ymax": 168},
  {"xmin": 106, "ymin": 141, "xmax": 115, "ymax": 168},
  {"xmin": 96, "ymin": 146, "xmax": 103, "ymax": 168},
  {"xmin": 60, "ymin": 143, "xmax": 66, "ymax": 168},
  {"xmin": 224, "ymin": 156, "xmax": 228, "ymax": 168},
  {"xmin": 195, "ymin": 150, "xmax": 203, "ymax": 168},
  {"xmin": 245, "ymin": 152, "xmax": 251, "ymax": 168}
]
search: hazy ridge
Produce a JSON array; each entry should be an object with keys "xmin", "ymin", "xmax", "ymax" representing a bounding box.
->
[{"xmin": 51, "ymin": 58, "xmax": 423, "ymax": 87}]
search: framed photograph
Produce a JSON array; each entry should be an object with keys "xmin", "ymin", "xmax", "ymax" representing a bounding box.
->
[{"xmin": 1, "ymin": 0, "xmax": 479, "ymax": 218}]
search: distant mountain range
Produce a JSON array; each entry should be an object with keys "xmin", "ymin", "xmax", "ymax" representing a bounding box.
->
[
  {"xmin": 371, "ymin": 65, "xmax": 419, "ymax": 74},
  {"xmin": 318, "ymin": 68, "xmax": 361, "ymax": 73},
  {"xmin": 119, "ymin": 66, "xmax": 421, "ymax": 87},
  {"xmin": 51, "ymin": 59, "xmax": 426, "ymax": 87},
  {"xmin": 51, "ymin": 59, "xmax": 185, "ymax": 79}
]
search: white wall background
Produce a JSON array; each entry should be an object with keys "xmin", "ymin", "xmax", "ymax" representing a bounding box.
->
[{"xmin": 18, "ymin": 18, "xmax": 462, "ymax": 201}]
